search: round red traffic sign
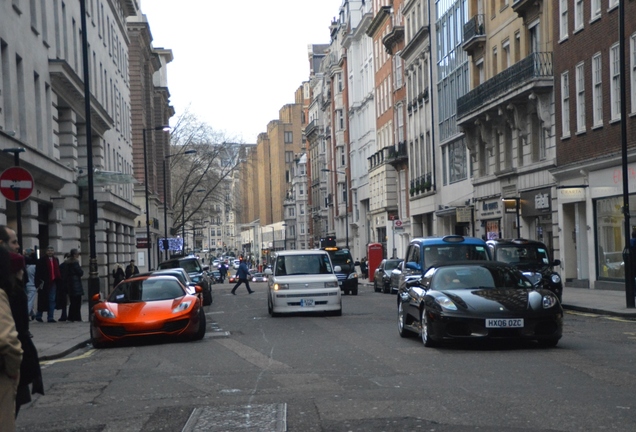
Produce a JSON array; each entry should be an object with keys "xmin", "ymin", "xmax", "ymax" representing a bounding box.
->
[
  {"xmin": 0, "ymin": 166, "xmax": 34, "ymax": 202},
  {"xmin": 394, "ymin": 219, "xmax": 403, "ymax": 227}
]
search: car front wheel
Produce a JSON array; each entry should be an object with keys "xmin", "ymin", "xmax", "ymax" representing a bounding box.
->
[
  {"xmin": 421, "ymin": 309, "xmax": 439, "ymax": 348},
  {"xmin": 397, "ymin": 301, "xmax": 415, "ymax": 338}
]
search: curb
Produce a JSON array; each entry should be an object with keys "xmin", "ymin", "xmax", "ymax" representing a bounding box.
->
[
  {"xmin": 561, "ymin": 304, "xmax": 636, "ymax": 319},
  {"xmin": 39, "ymin": 340, "xmax": 92, "ymax": 362}
]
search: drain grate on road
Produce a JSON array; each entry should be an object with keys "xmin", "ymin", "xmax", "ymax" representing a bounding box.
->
[{"xmin": 183, "ymin": 403, "xmax": 287, "ymax": 431}]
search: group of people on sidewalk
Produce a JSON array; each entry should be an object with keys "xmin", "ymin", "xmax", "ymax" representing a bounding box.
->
[{"xmin": 0, "ymin": 225, "xmax": 45, "ymax": 430}]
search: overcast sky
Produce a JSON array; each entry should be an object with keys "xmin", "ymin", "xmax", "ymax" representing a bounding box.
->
[{"xmin": 141, "ymin": 0, "xmax": 343, "ymax": 144}]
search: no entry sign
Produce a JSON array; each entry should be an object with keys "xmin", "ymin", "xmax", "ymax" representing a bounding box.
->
[{"xmin": 0, "ymin": 166, "xmax": 34, "ymax": 202}]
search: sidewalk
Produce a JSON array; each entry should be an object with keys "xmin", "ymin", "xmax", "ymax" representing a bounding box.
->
[{"xmin": 30, "ymin": 285, "xmax": 636, "ymax": 362}]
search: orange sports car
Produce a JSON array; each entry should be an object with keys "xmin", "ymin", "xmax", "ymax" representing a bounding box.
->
[{"xmin": 90, "ymin": 275, "xmax": 206, "ymax": 348}]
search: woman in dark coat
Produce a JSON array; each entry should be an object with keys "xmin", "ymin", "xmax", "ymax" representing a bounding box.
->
[
  {"xmin": 65, "ymin": 249, "xmax": 84, "ymax": 322},
  {"xmin": 1, "ymin": 248, "xmax": 44, "ymax": 417}
]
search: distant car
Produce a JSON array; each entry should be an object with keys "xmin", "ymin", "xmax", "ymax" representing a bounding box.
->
[
  {"xmin": 265, "ymin": 250, "xmax": 342, "ymax": 316},
  {"xmin": 397, "ymin": 261, "xmax": 563, "ymax": 348},
  {"xmin": 233, "ymin": 259, "xmax": 241, "ymax": 269},
  {"xmin": 487, "ymin": 238, "xmax": 563, "ymax": 302},
  {"xmin": 90, "ymin": 275, "xmax": 206, "ymax": 348},
  {"xmin": 251, "ymin": 272, "xmax": 268, "ymax": 283},
  {"xmin": 228, "ymin": 274, "xmax": 238, "ymax": 284},
  {"xmin": 157, "ymin": 256, "xmax": 213, "ymax": 306},
  {"xmin": 373, "ymin": 259, "xmax": 403, "ymax": 294}
]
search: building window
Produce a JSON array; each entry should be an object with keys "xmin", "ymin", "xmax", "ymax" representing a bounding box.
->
[
  {"xmin": 337, "ymin": 109, "xmax": 345, "ymax": 130},
  {"xmin": 448, "ymin": 139, "xmax": 467, "ymax": 184},
  {"xmin": 576, "ymin": 62, "xmax": 586, "ymax": 133},
  {"xmin": 592, "ymin": 53, "xmax": 603, "ymax": 126},
  {"xmin": 610, "ymin": 43, "xmax": 621, "ymax": 121},
  {"xmin": 561, "ymin": 72, "xmax": 571, "ymax": 138},
  {"xmin": 285, "ymin": 151, "xmax": 294, "ymax": 163},
  {"xmin": 492, "ymin": 47, "xmax": 498, "ymax": 75},
  {"xmin": 608, "ymin": 0, "xmax": 619, "ymax": 9},
  {"xmin": 559, "ymin": 0, "xmax": 568, "ymax": 40},
  {"xmin": 300, "ymin": 204, "xmax": 305, "ymax": 215},
  {"xmin": 574, "ymin": 0, "xmax": 584, "ymax": 31},
  {"xmin": 394, "ymin": 56, "xmax": 403, "ymax": 89},
  {"xmin": 596, "ymin": 195, "xmax": 636, "ymax": 281},
  {"xmin": 591, "ymin": 0, "xmax": 601, "ymax": 20},
  {"xmin": 284, "ymin": 131, "xmax": 293, "ymax": 143}
]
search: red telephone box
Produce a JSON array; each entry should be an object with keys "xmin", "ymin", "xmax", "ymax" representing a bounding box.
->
[{"xmin": 367, "ymin": 243, "xmax": 384, "ymax": 281}]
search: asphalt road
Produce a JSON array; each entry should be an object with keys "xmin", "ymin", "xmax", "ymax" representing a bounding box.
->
[{"xmin": 16, "ymin": 281, "xmax": 636, "ymax": 431}]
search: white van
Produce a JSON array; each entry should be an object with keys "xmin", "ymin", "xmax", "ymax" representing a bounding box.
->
[{"xmin": 264, "ymin": 250, "xmax": 342, "ymax": 316}]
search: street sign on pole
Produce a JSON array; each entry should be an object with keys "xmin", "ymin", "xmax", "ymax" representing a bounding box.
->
[
  {"xmin": 0, "ymin": 166, "xmax": 34, "ymax": 202},
  {"xmin": 394, "ymin": 219, "xmax": 403, "ymax": 227}
]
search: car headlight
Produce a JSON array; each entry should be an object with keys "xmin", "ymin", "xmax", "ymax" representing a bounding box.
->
[
  {"xmin": 348, "ymin": 272, "xmax": 358, "ymax": 280},
  {"xmin": 324, "ymin": 281, "xmax": 339, "ymax": 288},
  {"xmin": 542, "ymin": 294, "xmax": 559, "ymax": 309},
  {"xmin": 273, "ymin": 283, "xmax": 289, "ymax": 290},
  {"xmin": 173, "ymin": 301, "xmax": 192, "ymax": 313},
  {"xmin": 435, "ymin": 295, "xmax": 458, "ymax": 311},
  {"xmin": 551, "ymin": 273, "xmax": 561, "ymax": 284},
  {"xmin": 97, "ymin": 308, "xmax": 115, "ymax": 318}
]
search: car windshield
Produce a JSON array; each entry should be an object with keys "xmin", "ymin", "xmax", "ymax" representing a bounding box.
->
[
  {"xmin": 275, "ymin": 254, "xmax": 334, "ymax": 276},
  {"xmin": 432, "ymin": 266, "xmax": 532, "ymax": 290},
  {"xmin": 423, "ymin": 245, "xmax": 489, "ymax": 267},
  {"xmin": 497, "ymin": 245, "xmax": 550, "ymax": 265},
  {"xmin": 385, "ymin": 260, "xmax": 401, "ymax": 271},
  {"xmin": 108, "ymin": 278, "xmax": 185, "ymax": 303},
  {"xmin": 327, "ymin": 250, "xmax": 354, "ymax": 272},
  {"xmin": 158, "ymin": 259, "xmax": 202, "ymax": 273}
]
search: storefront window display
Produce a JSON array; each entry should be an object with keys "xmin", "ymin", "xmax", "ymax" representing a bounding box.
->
[{"xmin": 595, "ymin": 195, "xmax": 636, "ymax": 280}]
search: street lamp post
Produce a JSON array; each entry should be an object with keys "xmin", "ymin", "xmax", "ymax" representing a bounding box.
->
[
  {"xmin": 163, "ymin": 149, "xmax": 195, "ymax": 260},
  {"xmin": 2, "ymin": 147, "xmax": 26, "ymax": 251},
  {"xmin": 322, "ymin": 169, "xmax": 349, "ymax": 250},
  {"xmin": 143, "ymin": 125, "xmax": 170, "ymax": 270}
]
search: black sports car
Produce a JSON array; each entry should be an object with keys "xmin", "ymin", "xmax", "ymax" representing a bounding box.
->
[{"xmin": 397, "ymin": 261, "xmax": 563, "ymax": 348}]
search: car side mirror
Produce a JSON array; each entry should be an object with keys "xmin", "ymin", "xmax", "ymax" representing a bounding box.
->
[
  {"xmin": 203, "ymin": 265, "xmax": 210, "ymax": 271},
  {"xmin": 264, "ymin": 268, "xmax": 273, "ymax": 275},
  {"xmin": 194, "ymin": 285, "xmax": 203, "ymax": 293},
  {"xmin": 91, "ymin": 293, "xmax": 101, "ymax": 302},
  {"xmin": 553, "ymin": 259, "xmax": 561, "ymax": 267},
  {"xmin": 405, "ymin": 277, "xmax": 423, "ymax": 288}
]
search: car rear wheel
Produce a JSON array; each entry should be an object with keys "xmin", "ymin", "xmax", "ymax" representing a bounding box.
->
[
  {"xmin": 421, "ymin": 309, "xmax": 439, "ymax": 347},
  {"xmin": 383, "ymin": 282, "xmax": 390, "ymax": 294},
  {"xmin": 397, "ymin": 301, "xmax": 415, "ymax": 338},
  {"xmin": 374, "ymin": 280, "xmax": 380, "ymax": 292}
]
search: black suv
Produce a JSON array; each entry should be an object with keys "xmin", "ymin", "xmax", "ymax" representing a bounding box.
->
[
  {"xmin": 157, "ymin": 256, "xmax": 213, "ymax": 305},
  {"xmin": 486, "ymin": 238, "xmax": 563, "ymax": 302}
]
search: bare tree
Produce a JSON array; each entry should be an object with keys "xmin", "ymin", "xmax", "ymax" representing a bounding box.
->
[{"xmin": 167, "ymin": 109, "xmax": 247, "ymax": 237}]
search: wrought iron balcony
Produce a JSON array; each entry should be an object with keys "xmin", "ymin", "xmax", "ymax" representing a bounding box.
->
[
  {"xmin": 462, "ymin": 15, "xmax": 486, "ymax": 56},
  {"xmin": 457, "ymin": 52, "xmax": 553, "ymax": 120},
  {"xmin": 409, "ymin": 173, "xmax": 433, "ymax": 197}
]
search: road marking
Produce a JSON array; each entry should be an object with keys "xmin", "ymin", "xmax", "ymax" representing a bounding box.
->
[
  {"xmin": 215, "ymin": 339, "xmax": 291, "ymax": 370},
  {"xmin": 40, "ymin": 349, "xmax": 96, "ymax": 365}
]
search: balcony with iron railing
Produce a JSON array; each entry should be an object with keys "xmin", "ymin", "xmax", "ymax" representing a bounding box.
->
[
  {"xmin": 457, "ymin": 52, "xmax": 553, "ymax": 121},
  {"xmin": 462, "ymin": 14, "xmax": 486, "ymax": 56}
]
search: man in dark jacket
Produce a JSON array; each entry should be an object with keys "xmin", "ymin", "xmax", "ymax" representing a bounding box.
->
[
  {"xmin": 35, "ymin": 246, "xmax": 62, "ymax": 322},
  {"xmin": 125, "ymin": 259, "xmax": 139, "ymax": 279},
  {"xmin": 63, "ymin": 249, "xmax": 84, "ymax": 322},
  {"xmin": 231, "ymin": 256, "xmax": 254, "ymax": 295}
]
